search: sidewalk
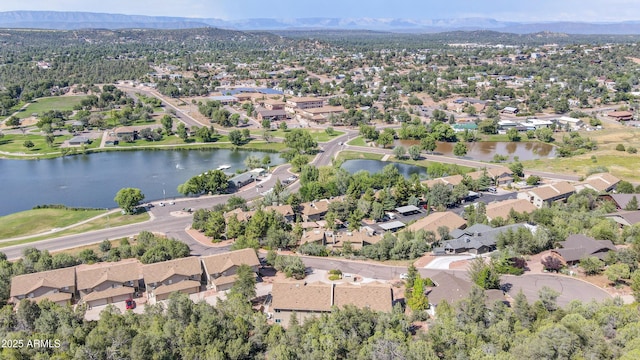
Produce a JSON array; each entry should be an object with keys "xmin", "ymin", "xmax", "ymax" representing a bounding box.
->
[{"xmin": 0, "ymin": 208, "xmax": 135, "ymax": 243}]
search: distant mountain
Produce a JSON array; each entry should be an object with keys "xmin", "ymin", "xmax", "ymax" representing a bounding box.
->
[{"xmin": 1, "ymin": 10, "xmax": 640, "ymax": 34}]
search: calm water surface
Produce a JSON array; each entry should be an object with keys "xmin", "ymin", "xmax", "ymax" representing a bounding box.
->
[
  {"xmin": 397, "ymin": 140, "xmax": 556, "ymax": 161},
  {"xmin": 0, "ymin": 149, "xmax": 283, "ymax": 216},
  {"xmin": 341, "ymin": 159, "xmax": 427, "ymax": 178}
]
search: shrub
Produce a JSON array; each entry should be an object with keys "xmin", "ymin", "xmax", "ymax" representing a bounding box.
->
[
  {"xmin": 328, "ymin": 274, "xmax": 341, "ymax": 281},
  {"xmin": 616, "ymin": 144, "xmax": 626, "ymax": 151},
  {"xmin": 329, "ymin": 269, "xmax": 342, "ymax": 275},
  {"xmin": 628, "ymin": 146, "xmax": 638, "ymax": 154}
]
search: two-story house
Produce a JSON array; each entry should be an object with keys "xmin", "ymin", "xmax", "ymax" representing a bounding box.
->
[
  {"xmin": 9, "ymin": 267, "xmax": 76, "ymax": 306},
  {"xmin": 201, "ymin": 248, "xmax": 260, "ymax": 291},
  {"xmin": 142, "ymin": 257, "xmax": 203, "ymax": 304},
  {"xmin": 75, "ymin": 260, "xmax": 141, "ymax": 308}
]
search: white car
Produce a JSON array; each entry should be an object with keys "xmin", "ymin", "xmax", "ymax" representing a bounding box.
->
[{"xmin": 399, "ymin": 273, "xmax": 408, "ymax": 280}]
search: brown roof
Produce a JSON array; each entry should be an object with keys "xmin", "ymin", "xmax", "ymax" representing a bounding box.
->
[
  {"xmin": 333, "ymin": 283, "xmax": 393, "ymax": 312},
  {"xmin": 407, "ymin": 211, "xmax": 466, "ymax": 233},
  {"xmin": 554, "ymin": 234, "xmax": 617, "ymax": 262},
  {"xmin": 224, "ymin": 208, "xmax": 254, "ymax": 222},
  {"xmin": 264, "ymin": 204, "xmax": 295, "ymax": 217},
  {"xmin": 528, "ymin": 181, "xmax": 575, "ymax": 201},
  {"xmin": 201, "ymin": 248, "xmax": 260, "ymax": 277},
  {"xmin": 271, "ymin": 282, "xmax": 393, "ymax": 313},
  {"xmin": 608, "ymin": 110, "xmax": 634, "ymax": 118},
  {"xmin": 467, "ymin": 167, "xmax": 512, "ymax": 180},
  {"xmin": 142, "ymin": 257, "xmax": 202, "ymax": 284},
  {"xmin": 428, "ymin": 272, "xmax": 505, "ymax": 306},
  {"xmin": 605, "ymin": 210, "xmax": 640, "ymax": 225},
  {"xmin": 301, "ymin": 200, "xmax": 330, "ymax": 216},
  {"xmin": 582, "ymin": 173, "xmax": 620, "ymax": 192},
  {"xmin": 286, "ymin": 96, "xmax": 324, "ymax": 104},
  {"xmin": 153, "ymin": 280, "xmax": 201, "ymax": 296},
  {"xmin": 271, "ymin": 282, "xmax": 333, "ymax": 312},
  {"xmin": 299, "ymin": 229, "xmax": 326, "ymax": 245},
  {"xmin": 32, "ymin": 292, "xmax": 73, "ymax": 304},
  {"xmin": 485, "ymin": 199, "xmax": 537, "ymax": 221},
  {"xmin": 422, "ymin": 178, "xmax": 449, "ymax": 188},
  {"xmin": 300, "ymin": 106, "xmax": 345, "ymax": 115},
  {"xmin": 76, "ymin": 260, "xmax": 141, "ymax": 291},
  {"xmin": 333, "ymin": 231, "xmax": 382, "ymax": 246},
  {"xmin": 82, "ymin": 286, "xmax": 134, "ymax": 303},
  {"xmin": 606, "ymin": 194, "xmax": 640, "ymax": 209},
  {"xmin": 10, "ymin": 267, "xmax": 76, "ymax": 298}
]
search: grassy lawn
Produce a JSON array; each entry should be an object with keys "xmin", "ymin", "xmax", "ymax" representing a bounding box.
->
[
  {"xmin": 0, "ymin": 208, "xmax": 106, "ymax": 240},
  {"xmin": 0, "ymin": 133, "xmax": 72, "ymax": 154},
  {"xmin": 523, "ymin": 125, "xmax": 640, "ymax": 182},
  {"xmin": 347, "ymin": 136, "xmax": 367, "ymax": 146},
  {"xmin": 13, "ymin": 96, "xmax": 87, "ymax": 119},
  {"xmin": 116, "ymin": 135, "xmax": 187, "ymax": 147},
  {"xmin": 335, "ymin": 150, "xmax": 384, "ymax": 162},
  {"xmin": 251, "ymin": 129, "xmax": 343, "ymax": 142},
  {"xmin": 0, "ymin": 211, "xmax": 150, "ymax": 248}
]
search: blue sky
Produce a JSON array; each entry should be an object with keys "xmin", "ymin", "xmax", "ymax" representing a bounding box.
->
[{"xmin": 1, "ymin": 0, "xmax": 639, "ymax": 22}]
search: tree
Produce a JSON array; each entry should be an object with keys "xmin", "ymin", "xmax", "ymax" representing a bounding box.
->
[
  {"xmin": 23, "ymin": 140, "xmax": 35, "ymax": 149},
  {"xmin": 631, "ymin": 270, "xmax": 640, "ymax": 302},
  {"xmin": 114, "ymin": 188, "xmax": 144, "ymax": 214},
  {"xmin": 393, "ymin": 146, "xmax": 407, "ymax": 159},
  {"xmin": 261, "ymin": 119, "xmax": 271, "ymax": 129},
  {"xmin": 407, "ymin": 276, "xmax": 429, "ymax": 312},
  {"xmin": 161, "ymin": 114, "xmax": 173, "ymax": 134},
  {"xmin": 453, "ymin": 142, "xmax": 467, "ymax": 157},
  {"xmin": 408, "ymin": 145, "xmax": 421, "ymax": 160},
  {"xmin": 468, "ymin": 257, "xmax": 500, "ymax": 289},
  {"xmin": 376, "ymin": 131, "xmax": 394, "ymax": 148},
  {"xmin": 541, "ymin": 256, "xmax": 563, "ymax": 272},
  {"xmin": 420, "ymin": 135, "xmax": 437, "ymax": 153},
  {"xmin": 176, "ymin": 122, "xmax": 188, "ymax": 141},
  {"xmin": 580, "ymin": 256, "xmax": 604, "ymax": 275},
  {"xmin": 605, "ymin": 263, "xmax": 630, "ymax": 284},
  {"xmin": 229, "ymin": 129, "xmax": 244, "ymax": 146},
  {"xmin": 617, "ymin": 181, "xmax": 635, "ymax": 194},
  {"xmin": 509, "ymin": 161, "xmax": 525, "ymax": 178},
  {"xmin": 230, "ymin": 264, "xmax": 257, "ymax": 301},
  {"xmin": 279, "ymin": 121, "xmax": 288, "ymax": 131},
  {"xmin": 274, "ymin": 255, "xmax": 306, "ymax": 279},
  {"xmin": 507, "ymin": 128, "xmax": 521, "ymax": 141},
  {"xmin": 6, "ymin": 116, "xmax": 20, "ymax": 127},
  {"xmin": 625, "ymin": 196, "xmax": 639, "ymax": 211},
  {"xmin": 284, "ymin": 129, "xmax": 317, "ymax": 154}
]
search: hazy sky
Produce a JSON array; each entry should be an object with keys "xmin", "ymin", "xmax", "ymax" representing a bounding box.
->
[{"xmin": 1, "ymin": 0, "xmax": 639, "ymax": 22}]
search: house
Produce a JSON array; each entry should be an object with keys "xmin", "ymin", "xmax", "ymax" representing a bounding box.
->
[
  {"xmin": 224, "ymin": 208, "xmax": 255, "ymax": 222},
  {"xmin": 434, "ymin": 223, "xmax": 532, "ymax": 255},
  {"xmin": 522, "ymin": 119, "xmax": 554, "ymax": 129},
  {"xmin": 9, "ymin": 267, "xmax": 76, "ymax": 306},
  {"xmin": 104, "ymin": 135, "xmax": 119, "ymax": 146},
  {"xmin": 517, "ymin": 182, "xmax": 576, "ymax": 208},
  {"xmin": 264, "ymin": 205, "xmax": 296, "ymax": 223},
  {"xmin": 427, "ymin": 272, "xmax": 505, "ymax": 316},
  {"xmin": 551, "ymin": 234, "xmax": 617, "ymax": 265},
  {"xmin": 76, "ymin": 260, "xmax": 141, "ymax": 308},
  {"xmin": 228, "ymin": 172, "xmax": 255, "ymax": 189},
  {"xmin": 201, "ymin": 249, "xmax": 260, "ymax": 291},
  {"xmin": 406, "ymin": 211, "xmax": 466, "ymax": 234},
  {"xmin": 600, "ymin": 193, "xmax": 640, "ymax": 210},
  {"xmin": 299, "ymin": 229, "xmax": 328, "ymax": 246},
  {"xmin": 485, "ymin": 198, "xmax": 537, "ymax": 222},
  {"xmin": 422, "ymin": 174, "xmax": 464, "ymax": 189},
  {"xmin": 68, "ymin": 136, "xmax": 91, "ymax": 146},
  {"xmin": 452, "ymin": 123, "xmax": 479, "ymax": 133},
  {"xmin": 603, "ymin": 211, "xmax": 640, "ymax": 227},
  {"xmin": 576, "ymin": 173, "xmax": 620, "ymax": 193},
  {"xmin": 467, "ymin": 167, "xmax": 514, "ymax": 186},
  {"xmin": 285, "ymin": 97, "xmax": 324, "ymax": 113},
  {"xmin": 260, "ymin": 99, "xmax": 285, "ymax": 111},
  {"xmin": 608, "ymin": 111, "xmax": 633, "ymax": 121},
  {"xmin": 114, "ymin": 126, "xmax": 137, "ymax": 139},
  {"xmin": 271, "ymin": 282, "xmax": 393, "ymax": 327},
  {"xmin": 555, "ymin": 116, "xmax": 583, "ymax": 129},
  {"xmin": 255, "ymin": 107, "xmax": 288, "ymax": 121},
  {"xmin": 301, "ymin": 200, "xmax": 330, "ymax": 221},
  {"xmin": 395, "ymin": 205, "xmax": 422, "ymax": 216},
  {"xmin": 328, "ymin": 230, "xmax": 383, "ymax": 250},
  {"xmin": 501, "ymin": 106, "xmax": 519, "ymax": 114},
  {"xmin": 142, "ymin": 257, "xmax": 202, "ymax": 303}
]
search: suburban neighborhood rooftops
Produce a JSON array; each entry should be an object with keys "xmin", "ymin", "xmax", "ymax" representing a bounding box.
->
[
  {"xmin": 332, "ymin": 283, "xmax": 393, "ymax": 312},
  {"xmin": 554, "ymin": 234, "xmax": 617, "ymax": 263},
  {"xmin": 200, "ymin": 248, "xmax": 260, "ymax": 276},
  {"xmin": 271, "ymin": 282, "xmax": 333, "ymax": 312},
  {"xmin": 82, "ymin": 286, "xmax": 133, "ymax": 303},
  {"xmin": 527, "ymin": 181, "xmax": 575, "ymax": 201},
  {"xmin": 10, "ymin": 267, "xmax": 76, "ymax": 298},
  {"xmin": 406, "ymin": 211, "xmax": 466, "ymax": 234},
  {"xmin": 428, "ymin": 272, "xmax": 505, "ymax": 307},
  {"xmin": 76, "ymin": 259, "xmax": 141, "ymax": 290},
  {"xmin": 485, "ymin": 198, "xmax": 537, "ymax": 221},
  {"xmin": 142, "ymin": 257, "xmax": 202, "ymax": 284}
]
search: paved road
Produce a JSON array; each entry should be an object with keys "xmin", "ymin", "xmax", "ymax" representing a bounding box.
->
[
  {"xmin": 1, "ymin": 164, "xmax": 295, "ymax": 260},
  {"xmin": 299, "ymin": 256, "xmax": 612, "ymax": 305}
]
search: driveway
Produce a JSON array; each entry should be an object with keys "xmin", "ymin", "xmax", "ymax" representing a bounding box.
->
[
  {"xmin": 502, "ymin": 274, "xmax": 612, "ymax": 307},
  {"xmin": 424, "ymin": 255, "xmax": 475, "ymax": 269}
]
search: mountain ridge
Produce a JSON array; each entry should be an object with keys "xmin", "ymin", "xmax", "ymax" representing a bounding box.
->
[{"xmin": 1, "ymin": 10, "xmax": 640, "ymax": 34}]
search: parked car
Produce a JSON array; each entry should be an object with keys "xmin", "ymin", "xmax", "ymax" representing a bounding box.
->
[
  {"xmin": 168, "ymin": 201, "xmax": 175, "ymax": 205},
  {"xmin": 125, "ymin": 298, "xmax": 136, "ymax": 310},
  {"xmin": 399, "ymin": 273, "xmax": 409, "ymax": 280},
  {"xmin": 158, "ymin": 202, "xmax": 165, "ymax": 207}
]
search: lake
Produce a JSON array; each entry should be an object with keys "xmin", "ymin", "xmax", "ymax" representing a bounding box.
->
[
  {"xmin": 341, "ymin": 159, "xmax": 427, "ymax": 178},
  {"xmin": 397, "ymin": 140, "xmax": 556, "ymax": 161},
  {"xmin": 0, "ymin": 149, "xmax": 284, "ymax": 216}
]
